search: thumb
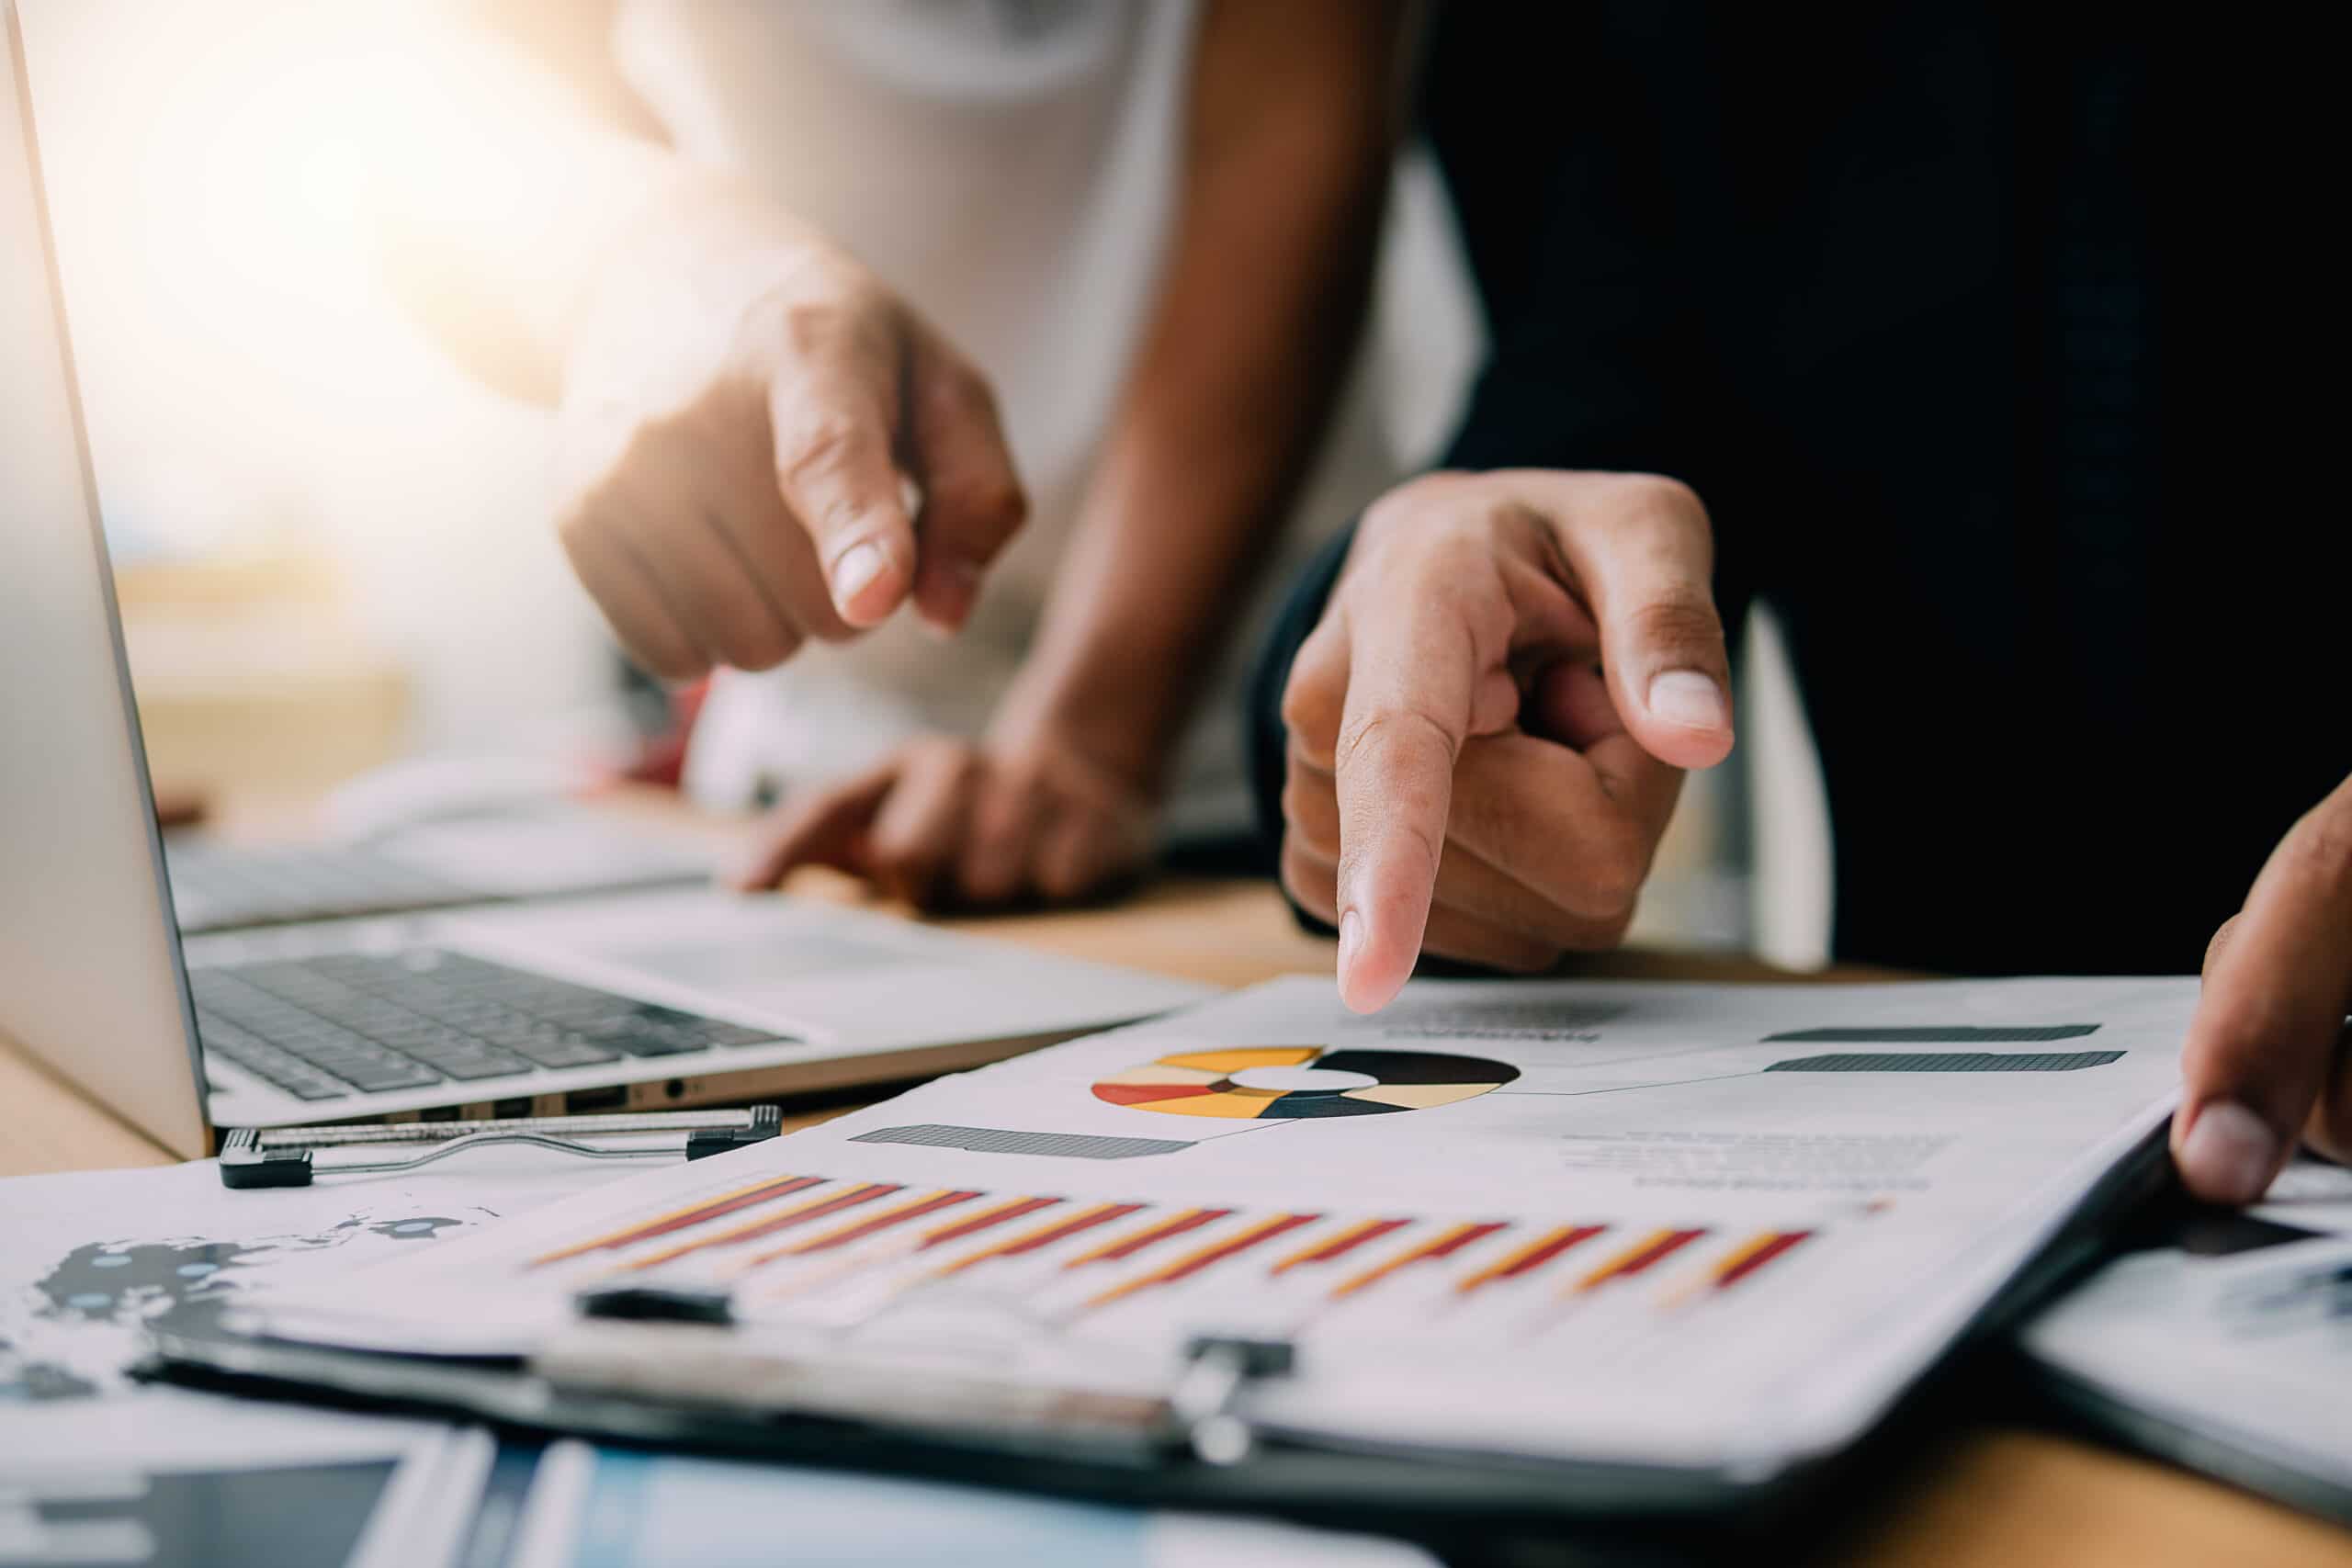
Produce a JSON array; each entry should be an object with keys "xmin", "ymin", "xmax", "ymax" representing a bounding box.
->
[
  {"xmin": 1530, "ymin": 473, "xmax": 1734, "ymax": 771},
  {"xmin": 2173, "ymin": 779, "xmax": 2352, "ymax": 1202},
  {"xmin": 768, "ymin": 366, "xmax": 918, "ymax": 629}
]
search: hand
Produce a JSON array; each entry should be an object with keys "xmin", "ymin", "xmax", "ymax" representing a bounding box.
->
[
  {"xmin": 1278, "ymin": 470, "xmax": 1735, "ymax": 1012},
  {"xmin": 730, "ymin": 729, "xmax": 1156, "ymax": 910},
  {"xmin": 555, "ymin": 186, "xmax": 1026, "ymax": 680},
  {"xmin": 2172, "ymin": 773, "xmax": 2352, "ymax": 1203}
]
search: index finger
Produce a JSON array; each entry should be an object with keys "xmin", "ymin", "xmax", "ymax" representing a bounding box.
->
[
  {"xmin": 2174, "ymin": 776, "xmax": 2352, "ymax": 1202},
  {"xmin": 1330, "ymin": 547, "xmax": 1517, "ymax": 1014}
]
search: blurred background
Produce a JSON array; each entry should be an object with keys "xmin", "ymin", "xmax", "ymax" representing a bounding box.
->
[
  {"xmin": 21, "ymin": 0, "xmax": 620, "ymax": 816},
  {"xmin": 16, "ymin": 0, "xmax": 1832, "ymax": 965}
]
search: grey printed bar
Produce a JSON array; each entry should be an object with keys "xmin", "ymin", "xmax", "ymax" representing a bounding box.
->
[{"xmin": 848, "ymin": 1124, "xmax": 1194, "ymax": 1159}]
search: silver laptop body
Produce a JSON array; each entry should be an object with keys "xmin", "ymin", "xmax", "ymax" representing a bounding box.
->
[{"xmin": 0, "ymin": 7, "xmax": 1207, "ymax": 1157}]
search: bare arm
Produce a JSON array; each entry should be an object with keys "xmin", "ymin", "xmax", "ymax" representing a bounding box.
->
[
  {"xmin": 993, "ymin": 0, "xmax": 1410, "ymax": 793},
  {"xmin": 367, "ymin": 0, "xmax": 667, "ymax": 406},
  {"xmin": 733, "ymin": 1, "xmax": 1417, "ymax": 909}
]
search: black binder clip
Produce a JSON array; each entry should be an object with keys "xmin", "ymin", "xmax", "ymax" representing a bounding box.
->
[
  {"xmin": 216, "ymin": 1134, "xmax": 319, "ymax": 1190},
  {"xmin": 687, "ymin": 1107, "xmax": 785, "ymax": 1160},
  {"xmin": 575, "ymin": 1282, "xmax": 737, "ymax": 1326},
  {"xmin": 1172, "ymin": 1335, "xmax": 1295, "ymax": 1465}
]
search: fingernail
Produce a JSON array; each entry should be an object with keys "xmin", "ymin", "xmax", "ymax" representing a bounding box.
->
[
  {"xmin": 1338, "ymin": 908, "xmax": 1363, "ymax": 974},
  {"xmin": 831, "ymin": 541, "xmax": 889, "ymax": 610},
  {"xmin": 2178, "ymin": 1100, "xmax": 2279, "ymax": 1203},
  {"xmin": 1646, "ymin": 670, "xmax": 1729, "ymax": 731}
]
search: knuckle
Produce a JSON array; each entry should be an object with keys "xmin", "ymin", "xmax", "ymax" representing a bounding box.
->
[
  {"xmin": 1280, "ymin": 670, "xmax": 1341, "ymax": 759},
  {"xmin": 920, "ymin": 358, "xmax": 1001, "ymax": 426},
  {"xmin": 927, "ymin": 469, "xmax": 1028, "ymax": 545},
  {"xmin": 720, "ymin": 618, "xmax": 797, "ymax": 672},
  {"xmin": 1617, "ymin": 470, "xmax": 1708, "ymax": 522},
  {"xmin": 1333, "ymin": 705, "xmax": 1459, "ymax": 786},
  {"xmin": 772, "ymin": 408, "xmax": 876, "ymax": 493},
  {"xmin": 774, "ymin": 288, "xmax": 886, "ymax": 361},
  {"xmin": 1361, "ymin": 470, "xmax": 1469, "ymax": 535},
  {"xmin": 1623, "ymin": 592, "xmax": 1726, "ymax": 663}
]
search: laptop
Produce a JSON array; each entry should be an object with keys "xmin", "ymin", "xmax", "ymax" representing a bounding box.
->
[{"xmin": 0, "ymin": 6, "xmax": 1211, "ymax": 1160}]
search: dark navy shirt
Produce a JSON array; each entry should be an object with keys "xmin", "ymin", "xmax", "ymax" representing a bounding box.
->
[{"xmin": 1251, "ymin": 5, "xmax": 2340, "ymax": 976}]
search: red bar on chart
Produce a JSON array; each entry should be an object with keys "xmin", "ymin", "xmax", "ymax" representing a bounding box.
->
[
  {"xmin": 918, "ymin": 1195, "xmax": 1061, "ymax": 1251},
  {"xmin": 1456, "ymin": 1224, "xmax": 1607, "ymax": 1295},
  {"xmin": 625, "ymin": 1182, "xmax": 901, "ymax": 1270},
  {"xmin": 530, "ymin": 1175, "xmax": 828, "ymax": 1267},
  {"xmin": 1063, "ymin": 1208, "xmax": 1232, "ymax": 1269},
  {"xmin": 1270, "ymin": 1217, "xmax": 1412, "ymax": 1277},
  {"xmin": 749, "ymin": 1189, "xmax": 984, "ymax": 1264},
  {"xmin": 1085, "ymin": 1213, "xmax": 1322, "ymax": 1309},
  {"xmin": 1566, "ymin": 1228, "xmax": 1706, "ymax": 1295},
  {"xmin": 932, "ymin": 1201, "xmax": 1147, "ymax": 1277},
  {"xmin": 1330, "ymin": 1221, "xmax": 1510, "ymax": 1301},
  {"xmin": 1711, "ymin": 1230, "xmax": 1813, "ymax": 1291}
]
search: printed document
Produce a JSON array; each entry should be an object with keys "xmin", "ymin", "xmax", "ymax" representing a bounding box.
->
[{"xmin": 247, "ymin": 976, "xmax": 2194, "ymax": 1478}]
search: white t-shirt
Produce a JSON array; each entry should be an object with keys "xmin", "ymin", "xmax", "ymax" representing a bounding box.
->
[{"xmin": 616, "ymin": 0, "xmax": 1462, "ymax": 836}]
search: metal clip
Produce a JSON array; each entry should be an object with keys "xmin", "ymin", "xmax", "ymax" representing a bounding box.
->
[{"xmin": 218, "ymin": 1107, "xmax": 783, "ymax": 1188}]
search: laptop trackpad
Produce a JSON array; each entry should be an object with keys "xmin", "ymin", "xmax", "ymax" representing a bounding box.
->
[{"xmin": 615, "ymin": 930, "xmax": 907, "ymax": 997}]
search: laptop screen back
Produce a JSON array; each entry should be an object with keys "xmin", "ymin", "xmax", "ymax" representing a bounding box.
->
[{"xmin": 0, "ymin": 2, "xmax": 209, "ymax": 1159}]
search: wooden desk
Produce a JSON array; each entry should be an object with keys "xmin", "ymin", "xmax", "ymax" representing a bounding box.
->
[{"xmin": 3, "ymin": 872, "xmax": 2346, "ymax": 1566}]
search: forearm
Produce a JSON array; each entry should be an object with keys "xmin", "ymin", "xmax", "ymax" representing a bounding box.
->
[
  {"xmin": 362, "ymin": 2, "xmax": 710, "ymax": 404},
  {"xmin": 1002, "ymin": 0, "xmax": 1408, "ymax": 791}
]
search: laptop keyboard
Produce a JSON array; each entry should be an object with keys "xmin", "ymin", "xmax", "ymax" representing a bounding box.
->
[
  {"xmin": 189, "ymin": 951, "xmax": 790, "ymax": 1102},
  {"xmin": 164, "ymin": 842, "xmax": 483, "ymax": 934}
]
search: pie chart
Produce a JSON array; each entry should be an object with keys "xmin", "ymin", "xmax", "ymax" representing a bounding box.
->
[{"xmin": 1091, "ymin": 1046, "xmax": 1519, "ymax": 1120}]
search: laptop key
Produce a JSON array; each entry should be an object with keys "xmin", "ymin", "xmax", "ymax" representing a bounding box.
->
[
  {"xmin": 407, "ymin": 1051, "xmax": 531, "ymax": 1081},
  {"xmin": 505, "ymin": 1036, "xmax": 622, "ymax": 1070},
  {"xmin": 701, "ymin": 1022, "xmax": 789, "ymax": 1047},
  {"xmin": 336, "ymin": 1060, "xmax": 445, "ymax": 1092}
]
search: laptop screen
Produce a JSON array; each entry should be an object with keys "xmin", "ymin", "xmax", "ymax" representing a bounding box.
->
[{"xmin": 0, "ymin": 1, "xmax": 210, "ymax": 1158}]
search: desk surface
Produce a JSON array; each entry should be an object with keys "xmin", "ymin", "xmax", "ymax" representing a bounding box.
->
[{"xmin": 5, "ymin": 867, "xmax": 2347, "ymax": 1567}]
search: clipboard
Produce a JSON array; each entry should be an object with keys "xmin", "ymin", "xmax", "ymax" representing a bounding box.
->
[{"xmin": 135, "ymin": 1123, "xmax": 2171, "ymax": 1534}]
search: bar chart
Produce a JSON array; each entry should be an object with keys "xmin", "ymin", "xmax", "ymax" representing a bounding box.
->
[{"xmin": 506, "ymin": 1164, "xmax": 1835, "ymax": 1359}]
